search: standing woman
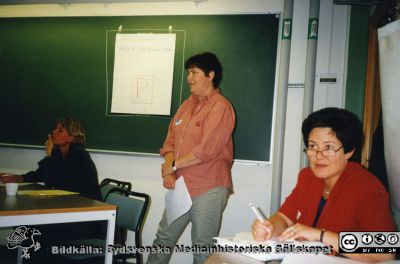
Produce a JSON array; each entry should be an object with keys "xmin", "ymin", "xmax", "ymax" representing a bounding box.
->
[
  {"xmin": 147, "ymin": 52, "xmax": 236, "ymax": 264},
  {"xmin": 252, "ymin": 107, "xmax": 395, "ymax": 263},
  {"xmin": 0, "ymin": 117, "xmax": 101, "ymax": 201}
]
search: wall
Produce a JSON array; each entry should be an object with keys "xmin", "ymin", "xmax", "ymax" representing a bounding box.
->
[
  {"xmin": 281, "ymin": 0, "xmax": 349, "ymax": 201},
  {"xmin": 0, "ymin": 0, "xmax": 349, "ymax": 263}
]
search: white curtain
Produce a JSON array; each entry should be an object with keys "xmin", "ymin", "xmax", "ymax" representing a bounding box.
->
[{"xmin": 378, "ymin": 19, "xmax": 400, "ymax": 224}]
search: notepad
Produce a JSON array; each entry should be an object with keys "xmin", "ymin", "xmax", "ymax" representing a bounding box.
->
[
  {"xmin": 17, "ymin": 190, "xmax": 79, "ymax": 196},
  {"xmin": 214, "ymin": 232, "xmax": 328, "ymax": 261},
  {"xmin": 281, "ymin": 254, "xmax": 368, "ymax": 264},
  {"xmin": 214, "ymin": 234, "xmax": 282, "ymax": 261}
]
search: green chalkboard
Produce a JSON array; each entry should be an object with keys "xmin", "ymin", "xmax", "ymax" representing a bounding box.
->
[{"xmin": 0, "ymin": 15, "xmax": 278, "ymax": 161}]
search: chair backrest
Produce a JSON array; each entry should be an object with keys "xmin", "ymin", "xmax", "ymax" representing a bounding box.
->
[
  {"xmin": 105, "ymin": 187, "xmax": 150, "ymax": 248},
  {"xmin": 99, "ymin": 178, "xmax": 132, "ymax": 201}
]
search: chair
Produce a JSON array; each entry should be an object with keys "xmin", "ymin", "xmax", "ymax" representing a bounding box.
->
[
  {"xmin": 107, "ymin": 187, "xmax": 150, "ymax": 264},
  {"xmin": 99, "ymin": 178, "xmax": 132, "ymax": 201},
  {"xmin": 100, "ymin": 178, "xmax": 133, "ymax": 245},
  {"xmin": 59, "ymin": 187, "xmax": 150, "ymax": 264}
]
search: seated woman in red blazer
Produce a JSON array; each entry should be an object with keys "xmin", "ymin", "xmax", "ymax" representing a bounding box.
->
[{"xmin": 252, "ymin": 107, "xmax": 396, "ymax": 263}]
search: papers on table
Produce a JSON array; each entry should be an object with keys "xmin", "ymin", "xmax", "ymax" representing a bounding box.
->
[
  {"xmin": 281, "ymin": 254, "xmax": 368, "ymax": 264},
  {"xmin": 215, "ymin": 232, "xmax": 328, "ymax": 262},
  {"xmin": 17, "ymin": 190, "xmax": 79, "ymax": 196},
  {"xmin": 165, "ymin": 176, "xmax": 192, "ymax": 225}
]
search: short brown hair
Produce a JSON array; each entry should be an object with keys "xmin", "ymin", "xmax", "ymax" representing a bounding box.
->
[
  {"xmin": 184, "ymin": 52, "xmax": 223, "ymax": 88},
  {"xmin": 301, "ymin": 107, "xmax": 363, "ymax": 162}
]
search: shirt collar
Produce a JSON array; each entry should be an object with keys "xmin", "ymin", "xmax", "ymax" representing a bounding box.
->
[{"xmin": 189, "ymin": 88, "xmax": 220, "ymax": 104}]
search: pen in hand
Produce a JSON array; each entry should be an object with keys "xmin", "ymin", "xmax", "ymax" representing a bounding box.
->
[
  {"xmin": 249, "ymin": 202, "xmax": 272, "ymax": 236},
  {"xmin": 249, "ymin": 202, "xmax": 266, "ymax": 222}
]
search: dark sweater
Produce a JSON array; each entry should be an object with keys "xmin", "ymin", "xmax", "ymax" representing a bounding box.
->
[{"xmin": 24, "ymin": 143, "xmax": 101, "ymax": 201}]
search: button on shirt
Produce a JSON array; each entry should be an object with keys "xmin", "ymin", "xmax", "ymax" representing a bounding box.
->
[{"xmin": 160, "ymin": 89, "xmax": 235, "ymax": 197}]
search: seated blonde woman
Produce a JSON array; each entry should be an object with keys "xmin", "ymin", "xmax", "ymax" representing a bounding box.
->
[
  {"xmin": 1, "ymin": 117, "xmax": 101, "ymax": 201},
  {"xmin": 1, "ymin": 118, "xmax": 104, "ymax": 259}
]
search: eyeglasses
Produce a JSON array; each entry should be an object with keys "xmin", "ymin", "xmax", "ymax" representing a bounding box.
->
[{"xmin": 303, "ymin": 145, "xmax": 344, "ymax": 157}]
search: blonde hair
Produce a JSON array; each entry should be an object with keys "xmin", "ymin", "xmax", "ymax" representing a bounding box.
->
[{"xmin": 57, "ymin": 118, "xmax": 86, "ymax": 145}]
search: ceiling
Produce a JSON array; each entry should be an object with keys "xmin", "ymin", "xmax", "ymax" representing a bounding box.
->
[{"xmin": 0, "ymin": 0, "xmax": 198, "ymax": 5}]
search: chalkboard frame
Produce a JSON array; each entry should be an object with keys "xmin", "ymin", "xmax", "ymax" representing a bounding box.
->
[{"xmin": 0, "ymin": 15, "xmax": 279, "ymax": 162}]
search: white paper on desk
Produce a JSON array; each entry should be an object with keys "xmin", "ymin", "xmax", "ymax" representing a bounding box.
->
[
  {"xmin": 214, "ymin": 235, "xmax": 283, "ymax": 261},
  {"xmin": 165, "ymin": 176, "xmax": 192, "ymax": 225},
  {"xmin": 282, "ymin": 254, "xmax": 367, "ymax": 264},
  {"xmin": 215, "ymin": 232, "xmax": 327, "ymax": 262}
]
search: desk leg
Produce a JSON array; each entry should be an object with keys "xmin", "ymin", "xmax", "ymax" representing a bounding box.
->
[
  {"xmin": 17, "ymin": 247, "xmax": 22, "ymax": 264},
  {"xmin": 104, "ymin": 212, "xmax": 116, "ymax": 264}
]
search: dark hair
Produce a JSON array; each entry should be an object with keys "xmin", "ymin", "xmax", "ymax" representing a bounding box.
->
[
  {"xmin": 184, "ymin": 52, "xmax": 223, "ymax": 88},
  {"xmin": 57, "ymin": 118, "xmax": 86, "ymax": 145},
  {"xmin": 301, "ymin": 107, "xmax": 363, "ymax": 162}
]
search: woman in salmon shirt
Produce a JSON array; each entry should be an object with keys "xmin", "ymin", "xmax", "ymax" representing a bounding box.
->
[
  {"xmin": 148, "ymin": 52, "xmax": 235, "ymax": 264},
  {"xmin": 252, "ymin": 107, "xmax": 396, "ymax": 263}
]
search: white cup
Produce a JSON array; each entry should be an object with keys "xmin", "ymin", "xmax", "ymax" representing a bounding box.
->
[{"xmin": 6, "ymin": 183, "xmax": 19, "ymax": 195}]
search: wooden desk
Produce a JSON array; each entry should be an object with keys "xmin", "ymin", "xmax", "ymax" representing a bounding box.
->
[{"xmin": 0, "ymin": 184, "xmax": 116, "ymax": 264}]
